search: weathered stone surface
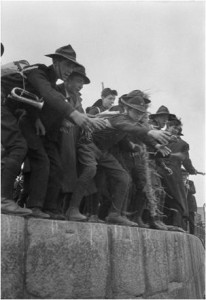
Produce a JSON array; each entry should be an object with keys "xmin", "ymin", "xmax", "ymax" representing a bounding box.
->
[
  {"xmin": 109, "ymin": 225, "xmax": 145, "ymax": 299},
  {"xmin": 1, "ymin": 215, "xmax": 205, "ymax": 299},
  {"xmin": 25, "ymin": 219, "xmax": 109, "ymax": 299},
  {"xmin": 1, "ymin": 214, "xmax": 25, "ymax": 299},
  {"xmin": 141, "ymin": 228, "xmax": 169, "ymax": 297}
]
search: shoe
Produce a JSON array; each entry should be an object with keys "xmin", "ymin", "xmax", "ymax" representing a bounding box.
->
[
  {"xmin": 167, "ymin": 225, "xmax": 186, "ymax": 233},
  {"xmin": 150, "ymin": 219, "xmax": 168, "ymax": 230},
  {"xmin": 1, "ymin": 198, "xmax": 32, "ymax": 216},
  {"xmin": 136, "ymin": 217, "xmax": 150, "ymax": 228},
  {"xmin": 44, "ymin": 210, "xmax": 65, "ymax": 220},
  {"xmin": 88, "ymin": 215, "xmax": 105, "ymax": 223},
  {"xmin": 31, "ymin": 207, "xmax": 50, "ymax": 219},
  {"xmin": 106, "ymin": 213, "xmax": 138, "ymax": 226},
  {"xmin": 66, "ymin": 207, "xmax": 87, "ymax": 221}
]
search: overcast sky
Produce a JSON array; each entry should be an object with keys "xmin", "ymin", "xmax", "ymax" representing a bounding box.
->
[{"xmin": 1, "ymin": 1, "xmax": 205, "ymax": 208}]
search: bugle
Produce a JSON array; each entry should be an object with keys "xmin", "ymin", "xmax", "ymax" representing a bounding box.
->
[{"xmin": 9, "ymin": 87, "xmax": 44, "ymax": 110}]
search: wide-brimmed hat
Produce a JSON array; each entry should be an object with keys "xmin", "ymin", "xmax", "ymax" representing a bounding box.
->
[
  {"xmin": 70, "ymin": 66, "xmax": 90, "ymax": 84},
  {"xmin": 45, "ymin": 44, "xmax": 83, "ymax": 67},
  {"xmin": 120, "ymin": 95, "xmax": 147, "ymax": 113},
  {"xmin": 123, "ymin": 90, "xmax": 151, "ymax": 104},
  {"xmin": 149, "ymin": 105, "xmax": 176, "ymax": 119}
]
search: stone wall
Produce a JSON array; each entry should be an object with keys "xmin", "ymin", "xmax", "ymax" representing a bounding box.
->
[{"xmin": 1, "ymin": 214, "xmax": 205, "ymax": 299}]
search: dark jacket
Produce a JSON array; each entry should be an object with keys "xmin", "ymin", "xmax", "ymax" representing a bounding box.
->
[
  {"xmin": 86, "ymin": 99, "xmax": 106, "ymax": 115},
  {"xmin": 157, "ymin": 137, "xmax": 189, "ymax": 217},
  {"xmin": 57, "ymin": 84, "xmax": 84, "ymax": 193},
  {"xmin": 182, "ymin": 157, "xmax": 197, "ymax": 175},
  {"xmin": 26, "ymin": 64, "xmax": 75, "ymax": 140},
  {"xmin": 187, "ymin": 180, "xmax": 197, "ymax": 212}
]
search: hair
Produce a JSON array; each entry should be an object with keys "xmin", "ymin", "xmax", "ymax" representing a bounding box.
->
[{"xmin": 101, "ymin": 88, "xmax": 118, "ymax": 98}]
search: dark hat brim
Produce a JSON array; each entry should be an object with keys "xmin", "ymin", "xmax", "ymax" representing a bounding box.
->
[
  {"xmin": 123, "ymin": 94, "xmax": 151, "ymax": 104},
  {"xmin": 143, "ymin": 98, "xmax": 151, "ymax": 104},
  {"xmin": 45, "ymin": 53, "xmax": 83, "ymax": 68},
  {"xmin": 120, "ymin": 98, "xmax": 146, "ymax": 113},
  {"xmin": 70, "ymin": 71, "xmax": 90, "ymax": 84},
  {"xmin": 149, "ymin": 112, "xmax": 176, "ymax": 119}
]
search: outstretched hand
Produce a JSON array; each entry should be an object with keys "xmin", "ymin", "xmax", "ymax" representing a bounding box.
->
[
  {"xmin": 70, "ymin": 110, "xmax": 107, "ymax": 131},
  {"xmin": 89, "ymin": 117, "xmax": 107, "ymax": 130},
  {"xmin": 69, "ymin": 110, "xmax": 94, "ymax": 131},
  {"xmin": 148, "ymin": 129, "xmax": 171, "ymax": 145},
  {"xmin": 155, "ymin": 144, "xmax": 171, "ymax": 157}
]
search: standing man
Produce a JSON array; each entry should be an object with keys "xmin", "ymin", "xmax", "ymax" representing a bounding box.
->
[
  {"xmin": 157, "ymin": 118, "xmax": 190, "ymax": 231},
  {"xmin": 57, "ymin": 66, "xmax": 91, "ymax": 213},
  {"xmin": 1, "ymin": 42, "xmax": 32, "ymax": 215},
  {"xmin": 19, "ymin": 44, "xmax": 105, "ymax": 219}
]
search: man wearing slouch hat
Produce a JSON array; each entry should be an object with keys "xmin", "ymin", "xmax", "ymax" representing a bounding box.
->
[{"xmin": 18, "ymin": 44, "xmax": 105, "ymax": 219}]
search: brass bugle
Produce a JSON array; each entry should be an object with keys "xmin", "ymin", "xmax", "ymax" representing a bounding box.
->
[{"xmin": 9, "ymin": 87, "xmax": 44, "ymax": 110}]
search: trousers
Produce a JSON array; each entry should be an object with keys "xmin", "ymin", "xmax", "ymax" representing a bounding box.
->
[
  {"xmin": 19, "ymin": 116, "xmax": 63, "ymax": 210},
  {"xmin": 1, "ymin": 105, "xmax": 27, "ymax": 199},
  {"xmin": 71, "ymin": 142, "xmax": 130, "ymax": 214}
]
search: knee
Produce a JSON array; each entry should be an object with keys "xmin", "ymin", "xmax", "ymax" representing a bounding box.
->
[
  {"xmin": 88, "ymin": 165, "xmax": 97, "ymax": 178},
  {"xmin": 12, "ymin": 139, "xmax": 28, "ymax": 162},
  {"xmin": 80, "ymin": 165, "xmax": 97, "ymax": 181},
  {"xmin": 117, "ymin": 170, "xmax": 130, "ymax": 187}
]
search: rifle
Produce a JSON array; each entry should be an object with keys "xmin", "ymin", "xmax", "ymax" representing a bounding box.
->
[{"xmin": 196, "ymin": 171, "xmax": 205, "ymax": 175}]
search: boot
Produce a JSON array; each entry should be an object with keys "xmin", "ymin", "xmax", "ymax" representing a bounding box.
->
[
  {"xmin": 1, "ymin": 197, "xmax": 32, "ymax": 216},
  {"xmin": 31, "ymin": 207, "xmax": 50, "ymax": 219},
  {"xmin": 88, "ymin": 214, "xmax": 105, "ymax": 223},
  {"xmin": 149, "ymin": 216, "xmax": 168, "ymax": 230},
  {"xmin": 166, "ymin": 225, "xmax": 185, "ymax": 233},
  {"xmin": 66, "ymin": 207, "xmax": 87, "ymax": 221},
  {"xmin": 106, "ymin": 212, "xmax": 138, "ymax": 227},
  {"xmin": 136, "ymin": 216, "xmax": 149, "ymax": 228},
  {"xmin": 44, "ymin": 209, "xmax": 65, "ymax": 220}
]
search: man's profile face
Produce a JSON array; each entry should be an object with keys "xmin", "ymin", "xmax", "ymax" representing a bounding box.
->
[
  {"xmin": 167, "ymin": 125, "xmax": 179, "ymax": 135},
  {"xmin": 102, "ymin": 94, "xmax": 116, "ymax": 109},
  {"xmin": 155, "ymin": 114, "xmax": 168, "ymax": 128},
  {"xmin": 128, "ymin": 108, "xmax": 145, "ymax": 121},
  {"xmin": 65, "ymin": 75, "xmax": 85, "ymax": 93},
  {"xmin": 53, "ymin": 59, "xmax": 76, "ymax": 81}
]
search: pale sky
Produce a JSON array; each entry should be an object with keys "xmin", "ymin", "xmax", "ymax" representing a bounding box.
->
[{"xmin": 1, "ymin": 1, "xmax": 205, "ymax": 207}]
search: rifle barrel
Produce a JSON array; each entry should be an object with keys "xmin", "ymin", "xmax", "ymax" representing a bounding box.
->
[{"xmin": 197, "ymin": 171, "xmax": 205, "ymax": 175}]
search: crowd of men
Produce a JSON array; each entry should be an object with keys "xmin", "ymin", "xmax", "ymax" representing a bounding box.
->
[{"xmin": 1, "ymin": 43, "xmax": 199, "ymax": 233}]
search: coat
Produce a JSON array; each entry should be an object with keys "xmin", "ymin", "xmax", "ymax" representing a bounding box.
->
[
  {"xmin": 157, "ymin": 137, "xmax": 189, "ymax": 217},
  {"xmin": 26, "ymin": 64, "xmax": 75, "ymax": 141},
  {"xmin": 187, "ymin": 180, "xmax": 197, "ymax": 213},
  {"xmin": 86, "ymin": 99, "xmax": 106, "ymax": 115},
  {"xmin": 57, "ymin": 85, "xmax": 84, "ymax": 193}
]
